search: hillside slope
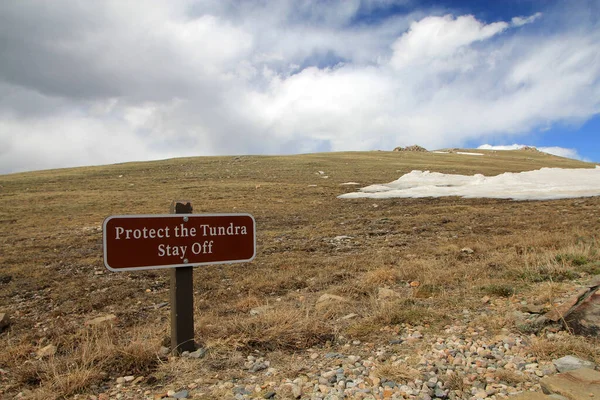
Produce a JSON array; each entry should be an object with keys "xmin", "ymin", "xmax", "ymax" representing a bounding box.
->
[{"xmin": 0, "ymin": 150, "xmax": 599, "ymax": 399}]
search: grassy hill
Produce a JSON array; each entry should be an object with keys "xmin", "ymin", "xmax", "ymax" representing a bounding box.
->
[{"xmin": 1, "ymin": 150, "xmax": 599, "ymax": 398}]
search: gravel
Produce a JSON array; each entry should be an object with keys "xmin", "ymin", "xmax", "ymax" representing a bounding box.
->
[{"xmin": 97, "ymin": 322, "xmax": 571, "ymax": 400}]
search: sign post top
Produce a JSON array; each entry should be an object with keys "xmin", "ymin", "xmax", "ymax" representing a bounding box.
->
[{"xmin": 103, "ymin": 213, "xmax": 256, "ymax": 271}]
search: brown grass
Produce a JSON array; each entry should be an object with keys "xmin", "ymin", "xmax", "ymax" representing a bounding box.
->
[
  {"xmin": 530, "ymin": 334, "xmax": 600, "ymax": 364},
  {"xmin": 373, "ymin": 363, "xmax": 421, "ymax": 383},
  {"xmin": 495, "ymin": 369, "xmax": 527, "ymax": 385},
  {"xmin": 0, "ymin": 150, "xmax": 599, "ymax": 396}
]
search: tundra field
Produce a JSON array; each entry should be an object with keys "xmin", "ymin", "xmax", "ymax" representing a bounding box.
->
[{"xmin": 1, "ymin": 150, "xmax": 599, "ymax": 399}]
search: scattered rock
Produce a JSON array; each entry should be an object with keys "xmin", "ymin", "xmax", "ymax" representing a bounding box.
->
[
  {"xmin": 522, "ymin": 304, "xmax": 547, "ymax": 314},
  {"xmin": 333, "ymin": 235, "xmax": 353, "ymax": 241},
  {"xmin": 85, "ymin": 314, "xmax": 117, "ymax": 326},
  {"xmin": 540, "ymin": 368, "xmax": 600, "ymax": 398},
  {"xmin": 172, "ymin": 389, "xmax": 189, "ymax": 399},
  {"xmin": 338, "ymin": 313, "xmax": 359, "ymax": 321},
  {"xmin": 188, "ymin": 348, "xmax": 207, "ymax": 359},
  {"xmin": 37, "ymin": 344, "xmax": 56, "ymax": 358},
  {"xmin": 249, "ymin": 362, "xmax": 268, "ymax": 373},
  {"xmin": 552, "ymin": 355, "xmax": 596, "ymax": 372},
  {"xmin": 0, "ymin": 312, "xmax": 9, "ymax": 331},
  {"xmin": 316, "ymin": 294, "xmax": 348, "ymax": 310},
  {"xmin": 564, "ymin": 291, "xmax": 600, "ymax": 336},
  {"xmin": 461, "ymin": 247, "xmax": 474, "ymax": 254},
  {"xmin": 545, "ymin": 288, "xmax": 595, "ymax": 322},
  {"xmin": 250, "ymin": 305, "xmax": 274, "ymax": 316},
  {"xmin": 393, "ymin": 145, "xmax": 428, "ymax": 152},
  {"xmin": 0, "ymin": 275, "xmax": 12, "ymax": 284}
]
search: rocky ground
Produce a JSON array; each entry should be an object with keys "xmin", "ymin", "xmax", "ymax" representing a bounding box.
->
[
  {"xmin": 57, "ymin": 292, "xmax": 598, "ymax": 400},
  {"xmin": 64, "ymin": 330, "xmax": 597, "ymax": 400}
]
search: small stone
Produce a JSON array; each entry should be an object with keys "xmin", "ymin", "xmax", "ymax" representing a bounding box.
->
[
  {"xmin": 0, "ymin": 312, "xmax": 10, "ymax": 331},
  {"xmin": 250, "ymin": 362, "xmax": 268, "ymax": 373},
  {"xmin": 250, "ymin": 305, "xmax": 274, "ymax": 316},
  {"xmin": 263, "ymin": 392, "xmax": 276, "ymax": 399},
  {"xmin": 85, "ymin": 314, "xmax": 117, "ymax": 326},
  {"xmin": 172, "ymin": 390, "xmax": 189, "ymax": 398},
  {"xmin": 521, "ymin": 304, "xmax": 546, "ymax": 314},
  {"xmin": 292, "ymin": 384, "xmax": 302, "ymax": 398},
  {"xmin": 132, "ymin": 376, "xmax": 144, "ymax": 385},
  {"xmin": 316, "ymin": 294, "xmax": 348, "ymax": 310},
  {"xmin": 552, "ymin": 355, "xmax": 596, "ymax": 372},
  {"xmin": 474, "ymin": 390, "xmax": 488, "ymax": 399},
  {"xmin": 188, "ymin": 348, "xmax": 207, "ymax": 359},
  {"xmin": 37, "ymin": 344, "xmax": 56, "ymax": 358},
  {"xmin": 461, "ymin": 247, "xmax": 474, "ymax": 254}
]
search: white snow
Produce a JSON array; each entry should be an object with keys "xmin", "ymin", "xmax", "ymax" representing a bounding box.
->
[
  {"xmin": 340, "ymin": 182, "xmax": 361, "ymax": 185},
  {"xmin": 338, "ymin": 167, "xmax": 600, "ymax": 201},
  {"xmin": 456, "ymin": 151, "xmax": 484, "ymax": 156}
]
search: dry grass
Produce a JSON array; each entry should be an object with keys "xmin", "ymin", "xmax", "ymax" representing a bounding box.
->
[
  {"xmin": 444, "ymin": 371, "xmax": 467, "ymax": 391},
  {"xmin": 0, "ymin": 150, "xmax": 599, "ymax": 396},
  {"xmin": 495, "ymin": 369, "xmax": 527, "ymax": 385},
  {"xmin": 373, "ymin": 363, "xmax": 421, "ymax": 383},
  {"xmin": 530, "ymin": 334, "xmax": 600, "ymax": 364}
]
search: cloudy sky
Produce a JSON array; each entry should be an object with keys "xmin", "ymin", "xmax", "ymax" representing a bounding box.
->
[{"xmin": 1, "ymin": 0, "xmax": 599, "ymax": 173}]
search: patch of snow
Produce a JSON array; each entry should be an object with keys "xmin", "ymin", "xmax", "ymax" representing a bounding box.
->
[
  {"xmin": 340, "ymin": 182, "xmax": 360, "ymax": 185},
  {"xmin": 456, "ymin": 152, "xmax": 484, "ymax": 156},
  {"xmin": 338, "ymin": 167, "xmax": 600, "ymax": 201},
  {"xmin": 432, "ymin": 151, "xmax": 449, "ymax": 154},
  {"xmin": 317, "ymin": 171, "xmax": 326, "ymax": 175}
]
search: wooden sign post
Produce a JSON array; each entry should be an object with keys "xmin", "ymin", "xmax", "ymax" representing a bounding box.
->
[
  {"xmin": 102, "ymin": 202, "xmax": 256, "ymax": 354},
  {"xmin": 169, "ymin": 201, "xmax": 195, "ymax": 354}
]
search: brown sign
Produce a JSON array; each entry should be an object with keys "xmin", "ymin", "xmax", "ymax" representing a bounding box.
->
[{"xmin": 103, "ymin": 213, "xmax": 255, "ymax": 271}]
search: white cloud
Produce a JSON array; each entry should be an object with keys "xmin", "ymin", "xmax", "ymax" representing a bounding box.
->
[
  {"xmin": 477, "ymin": 144, "xmax": 584, "ymax": 160},
  {"xmin": 390, "ymin": 14, "xmax": 509, "ymax": 69},
  {"xmin": 537, "ymin": 146, "xmax": 582, "ymax": 159},
  {"xmin": 511, "ymin": 12, "xmax": 543, "ymax": 27},
  {"xmin": 339, "ymin": 167, "xmax": 600, "ymax": 201},
  {"xmin": 0, "ymin": 1, "xmax": 598, "ymax": 173}
]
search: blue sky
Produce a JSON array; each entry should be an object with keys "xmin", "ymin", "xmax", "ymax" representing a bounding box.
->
[{"xmin": 0, "ymin": 0, "xmax": 598, "ymax": 173}]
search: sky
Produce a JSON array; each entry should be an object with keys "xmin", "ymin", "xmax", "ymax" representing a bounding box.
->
[
  {"xmin": 0, "ymin": 0, "xmax": 599, "ymax": 174},
  {"xmin": 338, "ymin": 165, "xmax": 600, "ymax": 200}
]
